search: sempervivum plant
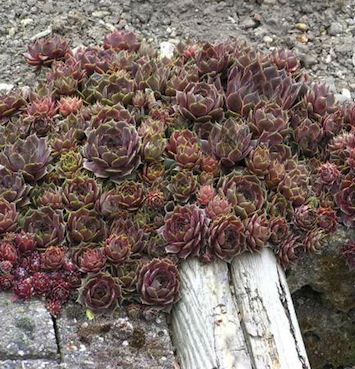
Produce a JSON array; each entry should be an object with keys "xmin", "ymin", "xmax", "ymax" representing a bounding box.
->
[
  {"xmin": 23, "ymin": 35, "xmax": 71, "ymax": 69},
  {"xmin": 137, "ymin": 258, "xmax": 180, "ymax": 312},
  {"xmin": 0, "ymin": 134, "xmax": 51, "ymax": 183},
  {"xmin": 0, "ymin": 30, "xmax": 351, "ymax": 318},
  {"xmin": 83, "ymin": 120, "xmax": 141, "ymax": 182}
]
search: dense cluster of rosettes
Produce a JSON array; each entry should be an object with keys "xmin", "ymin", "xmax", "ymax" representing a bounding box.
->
[{"xmin": 0, "ymin": 31, "xmax": 354, "ymax": 317}]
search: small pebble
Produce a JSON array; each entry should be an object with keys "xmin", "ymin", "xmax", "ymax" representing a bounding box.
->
[
  {"xmin": 0, "ymin": 83, "xmax": 14, "ymax": 93},
  {"xmin": 296, "ymin": 34, "xmax": 308, "ymax": 44},
  {"xmin": 240, "ymin": 17, "xmax": 256, "ymax": 30},
  {"xmin": 341, "ymin": 88, "xmax": 351, "ymax": 99},
  {"xmin": 263, "ymin": 35, "xmax": 273, "ymax": 44},
  {"xmin": 328, "ymin": 22, "xmax": 343, "ymax": 36},
  {"xmin": 20, "ymin": 18, "xmax": 33, "ymax": 26},
  {"xmin": 295, "ymin": 23, "xmax": 309, "ymax": 32},
  {"xmin": 92, "ymin": 10, "xmax": 110, "ymax": 18}
]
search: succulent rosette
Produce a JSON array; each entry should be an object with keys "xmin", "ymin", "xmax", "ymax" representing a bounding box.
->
[
  {"xmin": 56, "ymin": 151, "xmax": 83, "ymax": 179},
  {"xmin": 113, "ymin": 181, "xmax": 145, "ymax": 211},
  {"xmin": 67, "ymin": 209, "xmax": 106, "ymax": 244},
  {"xmin": 90, "ymin": 103, "xmax": 134, "ymax": 129},
  {"xmin": 209, "ymin": 118, "xmax": 255, "ymax": 167},
  {"xmin": 14, "ymin": 232, "xmax": 37, "ymax": 255},
  {"xmin": 83, "ymin": 120, "xmax": 141, "ymax": 182},
  {"xmin": 166, "ymin": 130, "xmax": 198, "ymax": 156},
  {"xmin": 103, "ymin": 234, "xmax": 132, "ymax": 265},
  {"xmin": 58, "ymin": 96, "xmax": 83, "ymax": 117},
  {"xmin": 162, "ymin": 204, "xmax": 209, "ymax": 259},
  {"xmin": 276, "ymin": 233, "xmax": 304, "ymax": 269},
  {"xmin": 63, "ymin": 177, "xmax": 101, "ymax": 211},
  {"xmin": 265, "ymin": 160, "xmax": 286, "ymax": 189},
  {"xmin": 78, "ymin": 273, "xmax": 122, "ymax": 314},
  {"xmin": 110, "ymin": 218, "xmax": 145, "ymax": 255},
  {"xmin": 23, "ymin": 207, "xmax": 65, "ymax": 248},
  {"xmin": 206, "ymin": 214, "xmax": 246, "ymax": 262},
  {"xmin": 219, "ymin": 172, "xmax": 266, "ymax": 219},
  {"xmin": 317, "ymin": 207, "xmax": 338, "ymax": 233},
  {"xmin": 168, "ymin": 171, "xmax": 198, "ymax": 203},
  {"xmin": 195, "ymin": 42, "xmax": 229, "ymax": 75},
  {"xmin": 294, "ymin": 118, "xmax": 323, "ymax": 156},
  {"xmin": 103, "ymin": 30, "xmax": 140, "ymax": 52},
  {"xmin": 336, "ymin": 176, "xmax": 355, "ymax": 227},
  {"xmin": 176, "ymin": 82, "xmax": 224, "ymax": 122},
  {"xmin": 0, "ymin": 90, "xmax": 27, "ymax": 119},
  {"xmin": 0, "ymin": 199, "xmax": 18, "ymax": 234},
  {"xmin": 293, "ymin": 205, "xmax": 317, "ymax": 231},
  {"xmin": 0, "ymin": 241, "xmax": 18, "ymax": 263},
  {"xmin": 197, "ymin": 185, "xmax": 216, "ymax": 206},
  {"xmin": 95, "ymin": 190, "xmax": 122, "ymax": 217},
  {"xmin": 24, "ymin": 35, "xmax": 71, "ymax": 68},
  {"xmin": 137, "ymin": 258, "xmax": 180, "ymax": 312},
  {"xmin": 82, "ymin": 71, "xmax": 135, "ymax": 106},
  {"xmin": 269, "ymin": 217, "xmax": 290, "ymax": 245},
  {"xmin": 271, "ymin": 49, "xmax": 300, "ymax": 74},
  {"xmin": 141, "ymin": 134, "xmax": 166, "ymax": 162},
  {"xmin": 226, "ymin": 67, "xmax": 261, "ymax": 117},
  {"xmin": 38, "ymin": 188, "xmax": 64, "ymax": 210},
  {"xmin": 304, "ymin": 83, "xmax": 337, "ymax": 119},
  {"xmin": 166, "ymin": 129, "xmax": 202, "ymax": 170},
  {"xmin": 41, "ymin": 246, "xmax": 65, "ymax": 271},
  {"xmin": 302, "ymin": 229, "xmax": 325, "ymax": 253},
  {"xmin": 244, "ymin": 214, "xmax": 271, "ymax": 252},
  {"xmin": 206, "ymin": 195, "xmax": 233, "ymax": 220},
  {"xmin": 249, "ymin": 104, "xmax": 289, "ymax": 146},
  {"xmin": 75, "ymin": 47, "xmax": 117, "ymax": 75},
  {"xmin": 78, "ymin": 248, "xmax": 107, "ymax": 273},
  {"xmin": 0, "ymin": 166, "xmax": 29, "ymax": 207},
  {"xmin": 141, "ymin": 162, "xmax": 165, "ymax": 184},
  {"xmin": 278, "ymin": 163, "xmax": 309, "ymax": 206},
  {"xmin": 0, "ymin": 134, "xmax": 51, "ymax": 183},
  {"xmin": 245, "ymin": 146, "xmax": 271, "ymax": 177}
]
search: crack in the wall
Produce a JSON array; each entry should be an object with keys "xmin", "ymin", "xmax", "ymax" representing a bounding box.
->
[
  {"xmin": 276, "ymin": 268, "xmax": 309, "ymax": 369},
  {"xmin": 51, "ymin": 316, "xmax": 63, "ymax": 363},
  {"xmin": 227, "ymin": 264, "xmax": 257, "ymax": 369}
]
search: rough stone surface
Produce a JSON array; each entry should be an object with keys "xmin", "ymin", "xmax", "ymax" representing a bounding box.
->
[
  {"xmin": 56, "ymin": 303, "xmax": 176, "ymax": 369},
  {"xmin": 0, "ymin": 293, "xmax": 58, "ymax": 361},
  {"xmin": 288, "ymin": 227, "xmax": 355, "ymax": 369},
  {"xmin": 0, "ymin": 360, "xmax": 62, "ymax": 369}
]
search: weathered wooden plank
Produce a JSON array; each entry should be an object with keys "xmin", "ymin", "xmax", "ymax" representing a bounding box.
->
[
  {"xmin": 171, "ymin": 249, "xmax": 310, "ymax": 369},
  {"xmin": 171, "ymin": 258, "xmax": 253, "ymax": 369},
  {"xmin": 230, "ymin": 248, "xmax": 311, "ymax": 369}
]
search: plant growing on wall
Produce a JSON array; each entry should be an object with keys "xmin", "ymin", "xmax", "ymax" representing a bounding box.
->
[{"xmin": 0, "ymin": 31, "xmax": 353, "ymax": 317}]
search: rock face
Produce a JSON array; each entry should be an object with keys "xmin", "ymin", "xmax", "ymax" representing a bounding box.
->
[
  {"xmin": 0, "ymin": 293, "xmax": 58, "ymax": 359},
  {"xmin": 288, "ymin": 227, "xmax": 355, "ymax": 369},
  {"xmin": 0, "ymin": 293, "xmax": 60, "ymax": 368},
  {"xmin": 0, "ymin": 293, "xmax": 176, "ymax": 369},
  {"xmin": 56, "ymin": 303, "xmax": 176, "ymax": 369}
]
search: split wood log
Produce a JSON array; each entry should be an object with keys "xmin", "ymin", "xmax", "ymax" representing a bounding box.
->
[{"xmin": 171, "ymin": 248, "xmax": 311, "ymax": 369}]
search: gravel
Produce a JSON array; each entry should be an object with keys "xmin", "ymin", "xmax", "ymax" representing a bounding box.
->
[{"xmin": 0, "ymin": 0, "xmax": 354, "ymax": 96}]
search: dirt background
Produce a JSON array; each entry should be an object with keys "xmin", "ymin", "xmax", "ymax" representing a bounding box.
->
[
  {"xmin": 0, "ymin": 0, "xmax": 354, "ymax": 368},
  {"xmin": 1, "ymin": 0, "xmax": 355, "ymax": 97}
]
